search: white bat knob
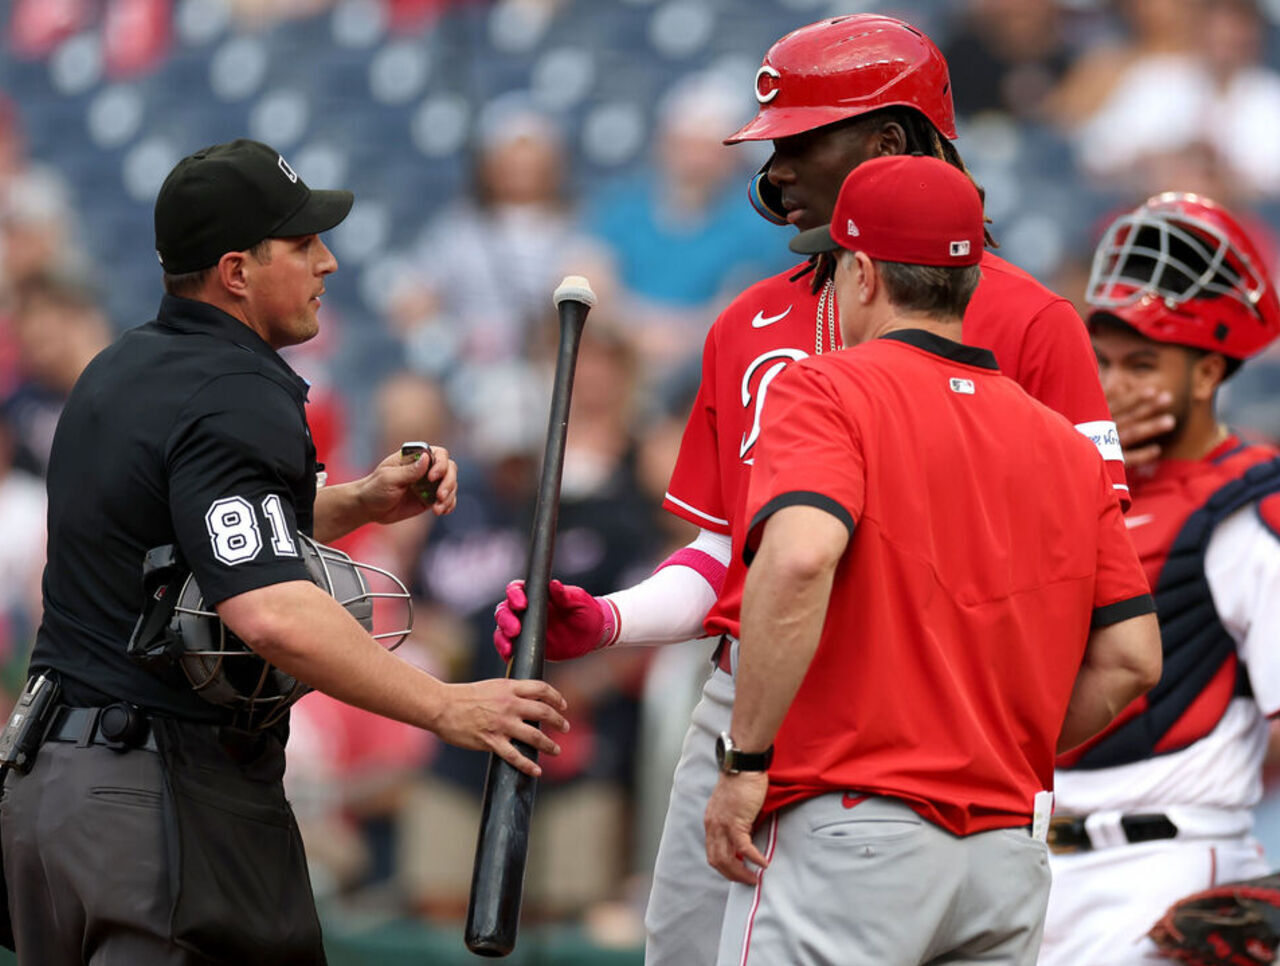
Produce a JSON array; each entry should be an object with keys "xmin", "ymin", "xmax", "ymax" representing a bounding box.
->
[{"xmin": 553, "ymin": 275, "xmax": 597, "ymax": 308}]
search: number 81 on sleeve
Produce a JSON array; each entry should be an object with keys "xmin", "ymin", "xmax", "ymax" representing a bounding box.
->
[{"xmin": 205, "ymin": 494, "xmax": 299, "ymax": 565}]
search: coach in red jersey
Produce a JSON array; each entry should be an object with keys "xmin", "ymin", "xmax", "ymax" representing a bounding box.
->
[{"xmin": 703, "ymin": 156, "xmax": 1161, "ymax": 966}]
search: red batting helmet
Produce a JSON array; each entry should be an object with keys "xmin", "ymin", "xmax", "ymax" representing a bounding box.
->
[
  {"xmin": 1086, "ymin": 192, "xmax": 1280, "ymax": 361},
  {"xmin": 724, "ymin": 14, "xmax": 957, "ymax": 145}
]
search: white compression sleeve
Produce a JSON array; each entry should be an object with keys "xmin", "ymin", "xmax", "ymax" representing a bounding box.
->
[{"xmin": 603, "ymin": 529, "xmax": 732, "ymax": 647}]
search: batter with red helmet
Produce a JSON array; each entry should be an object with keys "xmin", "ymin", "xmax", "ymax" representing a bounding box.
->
[
  {"xmin": 495, "ymin": 16, "xmax": 1127, "ymax": 964},
  {"xmin": 1039, "ymin": 193, "xmax": 1280, "ymax": 966}
]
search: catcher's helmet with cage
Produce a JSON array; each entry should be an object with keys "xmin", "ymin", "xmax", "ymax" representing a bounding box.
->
[
  {"xmin": 1086, "ymin": 191, "xmax": 1280, "ymax": 361},
  {"xmin": 127, "ymin": 534, "xmax": 412, "ymax": 731}
]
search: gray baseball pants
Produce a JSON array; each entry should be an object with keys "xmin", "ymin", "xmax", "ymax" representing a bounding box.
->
[
  {"xmin": 644, "ymin": 662, "xmax": 735, "ymax": 966},
  {"xmin": 717, "ymin": 794, "xmax": 1052, "ymax": 966}
]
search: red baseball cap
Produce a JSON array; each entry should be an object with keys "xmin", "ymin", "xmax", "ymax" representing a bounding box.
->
[{"xmin": 790, "ymin": 155, "xmax": 983, "ymax": 266}]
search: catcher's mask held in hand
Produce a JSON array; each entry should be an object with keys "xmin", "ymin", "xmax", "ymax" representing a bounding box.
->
[{"xmin": 131, "ymin": 535, "xmax": 412, "ymax": 731}]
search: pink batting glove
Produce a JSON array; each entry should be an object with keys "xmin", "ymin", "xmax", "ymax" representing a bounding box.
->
[{"xmin": 492, "ymin": 579, "xmax": 618, "ymax": 662}]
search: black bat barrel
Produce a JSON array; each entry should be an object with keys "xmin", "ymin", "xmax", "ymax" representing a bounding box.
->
[{"xmin": 465, "ymin": 276, "xmax": 595, "ymax": 957}]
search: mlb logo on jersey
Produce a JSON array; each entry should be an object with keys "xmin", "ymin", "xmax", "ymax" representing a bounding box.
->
[{"xmin": 949, "ymin": 377, "xmax": 975, "ymax": 394}]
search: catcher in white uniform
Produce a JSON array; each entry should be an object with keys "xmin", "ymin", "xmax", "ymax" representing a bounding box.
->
[{"xmin": 1039, "ymin": 192, "xmax": 1280, "ymax": 966}]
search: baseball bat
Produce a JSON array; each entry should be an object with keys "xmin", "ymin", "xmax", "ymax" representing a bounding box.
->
[{"xmin": 465, "ymin": 275, "xmax": 596, "ymax": 957}]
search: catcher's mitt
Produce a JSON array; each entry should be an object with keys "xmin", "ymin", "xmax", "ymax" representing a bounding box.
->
[{"xmin": 1149, "ymin": 872, "xmax": 1280, "ymax": 965}]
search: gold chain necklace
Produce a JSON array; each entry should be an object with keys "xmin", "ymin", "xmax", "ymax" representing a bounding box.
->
[{"xmin": 815, "ymin": 277, "xmax": 837, "ymax": 354}]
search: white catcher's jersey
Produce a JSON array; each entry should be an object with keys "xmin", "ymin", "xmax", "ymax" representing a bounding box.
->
[{"xmin": 1055, "ymin": 505, "xmax": 1280, "ymax": 819}]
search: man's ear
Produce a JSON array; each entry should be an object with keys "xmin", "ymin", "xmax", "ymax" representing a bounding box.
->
[
  {"xmin": 215, "ymin": 251, "xmax": 250, "ymax": 297},
  {"xmin": 855, "ymin": 251, "xmax": 877, "ymax": 305},
  {"xmin": 871, "ymin": 120, "xmax": 906, "ymax": 158},
  {"xmin": 1191, "ymin": 351, "xmax": 1229, "ymax": 402}
]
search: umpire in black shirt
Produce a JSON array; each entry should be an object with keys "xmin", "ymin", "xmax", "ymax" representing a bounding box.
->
[{"xmin": 0, "ymin": 139, "xmax": 568, "ymax": 965}]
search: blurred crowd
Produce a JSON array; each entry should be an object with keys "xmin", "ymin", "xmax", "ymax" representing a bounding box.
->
[{"xmin": 3, "ymin": 0, "xmax": 1280, "ymax": 950}]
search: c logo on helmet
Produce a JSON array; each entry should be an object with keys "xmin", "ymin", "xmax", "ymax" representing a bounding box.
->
[{"xmin": 755, "ymin": 65, "xmax": 781, "ymax": 104}]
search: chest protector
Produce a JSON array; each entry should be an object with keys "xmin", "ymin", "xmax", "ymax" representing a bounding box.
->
[{"xmin": 1061, "ymin": 446, "xmax": 1280, "ymax": 770}]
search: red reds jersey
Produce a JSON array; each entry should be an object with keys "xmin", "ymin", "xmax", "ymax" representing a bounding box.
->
[
  {"xmin": 663, "ymin": 251, "xmax": 1127, "ymax": 641},
  {"xmin": 741, "ymin": 330, "xmax": 1153, "ymax": 836}
]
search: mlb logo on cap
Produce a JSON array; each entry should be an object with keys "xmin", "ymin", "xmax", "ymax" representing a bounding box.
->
[{"xmin": 789, "ymin": 155, "xmax": 984, "ymax": 267}]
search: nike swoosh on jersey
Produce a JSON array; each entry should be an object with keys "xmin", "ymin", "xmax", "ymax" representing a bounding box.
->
[
  {"xmin": 1124, "ymin": 513, "xmax": 1156, "ymax": 529},
  {"xmin": 842, "ymin": 792, "xmax": 869, "ymax": 809},
  {"xmin": 751, "ymin": 306, "xmax": 792, "ymax": 328}
]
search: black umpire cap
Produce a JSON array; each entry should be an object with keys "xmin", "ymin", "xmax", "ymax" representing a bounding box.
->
[{"xmin": 154, "ymin": 139, "xmax": 353, "ymax": 275}]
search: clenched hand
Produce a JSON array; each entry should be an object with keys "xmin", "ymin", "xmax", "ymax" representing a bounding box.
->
[{"xmin": 362, "ymin": 445, "xmax": 459, "ymax": 523}]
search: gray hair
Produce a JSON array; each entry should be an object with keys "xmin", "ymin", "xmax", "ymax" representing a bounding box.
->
[{"xmin": 875, "ymin": 259, "xmax": 981, "ymax": 319}]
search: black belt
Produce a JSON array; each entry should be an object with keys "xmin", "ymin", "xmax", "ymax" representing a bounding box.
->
[
  {"xmin": 45, "ymin": 704, "xmax": 158, "ymax": 753},
  {"xmin": 1047, "ymin": 813, "xmax": 1178, "ymax": 854}
]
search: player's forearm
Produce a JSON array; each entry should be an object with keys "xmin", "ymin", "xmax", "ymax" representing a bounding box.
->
[
  {"xmin": 731, "ymin": 511, "xmax": 845, "ymax": 750},
  {"xmin": 604, "ymin": 561, "xmax": 718, "ymax": 647},
  {"xmin": 604, "ymin": 529, "xmax": 730, "ymax": 646},
  {"xmin": 217, "ymin": 580, "xmax": 449, "ymax": 731}
]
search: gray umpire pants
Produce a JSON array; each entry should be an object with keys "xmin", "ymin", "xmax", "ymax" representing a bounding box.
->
[
  {"xmin": 1, "ymin": 740, "xmax": 209, "ymax": 965},
  {"xmin": 717, "ymin": 794, "xmax": 1051, "ymax": 966}
]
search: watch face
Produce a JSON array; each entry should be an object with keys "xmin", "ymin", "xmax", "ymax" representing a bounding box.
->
[{"xmin": 715, "ymin": 733, "xmax": 727, "ymax": 769}]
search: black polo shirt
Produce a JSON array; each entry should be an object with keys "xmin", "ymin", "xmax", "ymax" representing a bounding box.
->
[{"xmin": 32, "ymin": 294, "xmax": 318, "ymax": 720}]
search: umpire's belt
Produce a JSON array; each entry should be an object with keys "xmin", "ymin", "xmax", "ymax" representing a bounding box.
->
[
  {"xmin": 1048, "ymin": 813, "xmax": 1178, "ymax": 854},
  {"xmin": 45, "ymin": 704, "xmax": 158, "ymax": 753}
]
